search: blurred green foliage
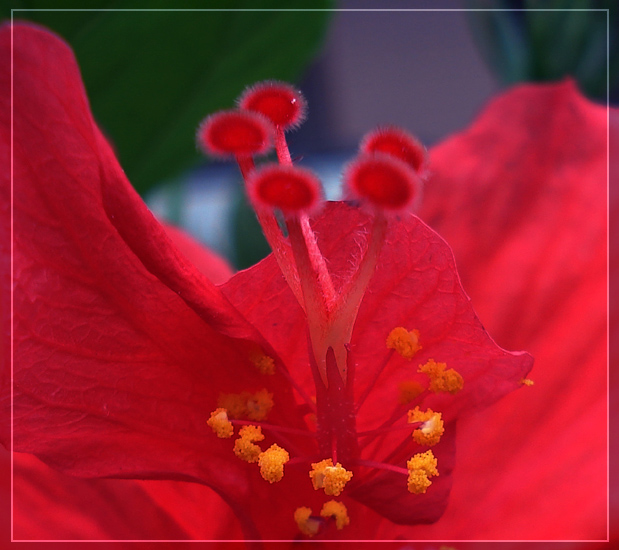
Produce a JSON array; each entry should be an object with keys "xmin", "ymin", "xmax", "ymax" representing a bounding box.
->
[
  {"xmin": 468, "ymin": 0, "xmax": 618, "ymax": 101},
  {"xmin": 6, "ymin": 1, "xmax": 332, "ymax": 193}
]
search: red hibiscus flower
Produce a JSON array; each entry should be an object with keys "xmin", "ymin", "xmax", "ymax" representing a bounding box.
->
[{"xmin": 1, "ymin": 22, "xmax": 609, "ymax": 545}]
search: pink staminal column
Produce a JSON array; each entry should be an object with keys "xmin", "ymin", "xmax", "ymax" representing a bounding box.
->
[{"xmin": 199, "ymin": 83, "xmax": 428, "ymax": 473}]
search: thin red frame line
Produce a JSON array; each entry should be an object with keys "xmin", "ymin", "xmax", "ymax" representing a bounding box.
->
[
  {"xmin": 605, "ymin": 7, "xmax": 610, "ymax": 543},
  {"xmin": 11, "ymin": 539, "xmax": 610, "ymax": 544},
  {"xmin": 7, "ymin": 8, "xmax": 612, "ymax": 545},
  {"xmin": 10, "ymin": 12, "xmax": 15, "ymax": 544}
]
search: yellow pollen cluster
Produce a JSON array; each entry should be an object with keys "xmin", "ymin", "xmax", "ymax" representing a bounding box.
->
[
  {"xmin": 320, "ymin": 500, "xmax": 350, "ymax": 530},
  {"xmin": 407, "ymin": 407, "xmax": 444, "ymax": 446},
  {"xmin": 258, "ymin": 444, "xmax": 289, "ymax": 483},
  {"xmin": 386, "ymin": 327, "xmax": 422, "ymax": 359},
  {"xmin": 233, "ymin": 425, "xmax": 264, "ymax": 463},
  {"xmin": 206, "ymin": 408, "xmax": 234, "ymax": 438},
  {"xmin": 521, "ymin": 378, "xmax": 535, "ymax": 386},
  {"xmin": 294, "ymin": 507, "xmax": 321, "ymax": 537},
  {"xmin": 309, "ymin": 459, "xmax": 353, "ymax": 496},
  {"xmin": 398, "ymin": 379, "xmax": 425, "ymax": 404},
  {"xmin": 418, "ymin": 359, "xmax": 463, "ymax": 394},
  {"xmin": 407, "ymin": 450, "xmax": 439, "ymax": 494},
  {"xmin": 249, "ymin": 348, "xmax": 275, "ymax": 375},
  {"xmin": 217, "ymin": 389, "xmax": 273, "ymax": 421}
]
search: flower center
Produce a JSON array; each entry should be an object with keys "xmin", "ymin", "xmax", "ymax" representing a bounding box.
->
[{"xmin": 199, "ymin": 81, "xmax": 468, "ymax": 538}]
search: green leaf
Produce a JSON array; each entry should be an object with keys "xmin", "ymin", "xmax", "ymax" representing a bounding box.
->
[
  {"xmin": 468, "ymin": 0, "xmax": 618, "ymax": 101},
  {"xmin": 466, "ymin": 5, "xmax": 531, "ymax": 84},
  {"xmin": 8, "ymin": 1, "xmax": 332, "ymax": 193}
]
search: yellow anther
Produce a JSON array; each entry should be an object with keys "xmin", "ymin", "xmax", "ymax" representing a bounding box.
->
[
  {"xmin": 407, "ymin": 450, "xmax": 439, "ymax": 494},
  {"xmin": 233, "ymin": 425, "xmax": 264, "ymax": 463},
  {"xmin": 294, "ymin": 507, "xmax": 321, "ymax": 537},
  {"xmin": 309, "ymin": 459, "xmax": 353, "ymax": 496},
  {"xmin": 521, "ymin": 378, "xmax": 535, "ymax": 386},
  {"xmin": 258, "ymin": 444, "xmax": 289, "ymax": 483},
  {"xmin": 418, "ymin": 359, "xmax": 463, "ymax": 394},
  {"xmin": 320, "ymin": 500, "xmax": 350, "ymax": 530},
  {"xmin": 233, "ymin": 438, "xmax": 262, "ymax": 463},
  {"xmin": 246, "ymin": 389, "xmax": 274, "ymax": 421},
  {"xmin": 217, "ymin": 392, "xmax": 250, "ymax": 419},
  {"xmin": 207, "ymin": 408, "xmax": 234, "ymax": 438},
  {"xmin": 249, "ymin": 348, "xmax": 275, "ymax": 375},
  {"xmin": 407, "ymin": 407, "xmax": 444, "ymax": 446},
  {"xmin": 386, "ymin": 327, "xmax": 421, "ymax": 359},
  {"xmin": 398, "ymin": 380, "xmax": 425, "ymax": 404}
]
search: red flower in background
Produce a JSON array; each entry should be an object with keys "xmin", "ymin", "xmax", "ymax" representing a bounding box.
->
[
  {"xmin": 407, "ymin": 81, "xmax": 612, "ymax": 542},
  {"xmin": 0, "ymin": 22, "xmax": 610, "ymax": 544}
]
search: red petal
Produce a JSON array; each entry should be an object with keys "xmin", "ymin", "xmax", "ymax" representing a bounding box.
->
[
  {"xmin": 9, "ymin": 452, "xmax": 246, "ymax": 541},
  {"xmin": 162, "ymin": 223, "xmax": 233, "ymax": 285},
  {"xmin": 2, "ymin": 448, "xmax": 247, "ymax": 542},
  {"xmin": 0, "ymin": 23, "xmax": 9, "ymax": 448},
  {"xmin": 10, "ymin": 450, "xmax": 187, "ymax": 540},
  {"xmin": 349, "ymin": 425, "xmax": 457, "ymax": 525},
  {"xmin": 390, "ymin": 81, "xmax": 609, "ymax": 539},
  {"xmin": 1, "ymin": 23, "xmax": 301, "ymax": 540}
]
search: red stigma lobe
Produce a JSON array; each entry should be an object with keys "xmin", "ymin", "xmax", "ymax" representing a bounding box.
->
[
  {"xmin": 345, "ymin": 154, "xmax": 421, "ymax": 211},
  {"xmin": 239, "ymin": 80, "xmax": 307, "ymax": 130},
  {"xmin": 361, "ymin": 126, "xmax": 427, "ymax": 173},
  {"xmin": 248, "ymin": 164, "xmax": 322, "ymax": 215},
  {"xmin": 197, "ymin": 109, "xmax": 274, "ymax": 158}
]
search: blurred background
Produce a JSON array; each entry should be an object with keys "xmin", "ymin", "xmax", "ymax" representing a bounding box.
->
[{"xmin": 6, "ymin": 0, "xmax": 617, "ymax": 268}]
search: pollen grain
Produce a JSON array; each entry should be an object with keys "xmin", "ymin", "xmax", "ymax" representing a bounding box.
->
[
  {"xmin": 407, "ymin": 407, "xmax": 444, "ymax": 446},
  {"xmin": 207, "ymin": 408, "xmax": 234, "ymax": 438},
  {"xmin": 294, "ymin": 507, "xmax": 321, "ymax": 537},
  {"xmin": 310, "ymin": 459, "xmax": 353, "ymax": 496},
  {"xmin": 233, "ymin": 425, "xmax": 264, "ymax": 463},
  {"xmin": 418, "ymin": 359, "xmax": 463, "ymax": 394},
  {"xmin": 407, "ymin": 450, "xmax": 439, "ymax": 494},
  {"xmin": 387, "ymin": 327, "xmax": 421, "ymax": 359},
  {"xmin": 258, "ymin": 444, "xmax": 289, "ymax": 483},
  {"xmin": 320, "ymin": 500, "xmax": 350, "ymax": 530}
]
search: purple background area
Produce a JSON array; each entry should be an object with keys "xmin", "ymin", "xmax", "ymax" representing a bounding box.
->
[{"xmin": 293, "ymin": 2, "xmax": 500, "ymax": 154}]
